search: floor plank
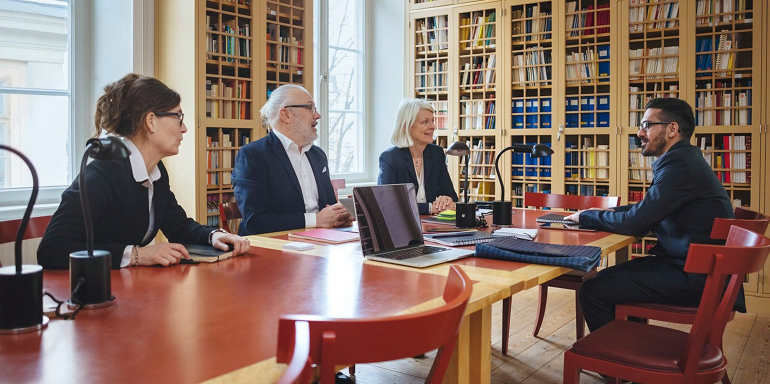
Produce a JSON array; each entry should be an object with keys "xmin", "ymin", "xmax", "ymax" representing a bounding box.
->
[{"xmin": 352, "ymin": 286, "xmax": 768, "ymax": 383}]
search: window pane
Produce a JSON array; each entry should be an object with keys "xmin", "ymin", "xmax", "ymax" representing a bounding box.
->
[
  {"xmin": 327, "ymin": 111, "xmax": 363, "ymax": 174},
  {"xmin": 1, "ymin": 93, "xmax": 69, "ymax": 188},
  {"xmin": 328, "ymin": 48, "xmax": 360, "ymax": 111},
  {"xmin": 0, "ymin": 0, "xmax": 70, "ymax": 91},
  {"xmin": 328, "ymin": 0, "xmax": 359, "ymax": 51}
]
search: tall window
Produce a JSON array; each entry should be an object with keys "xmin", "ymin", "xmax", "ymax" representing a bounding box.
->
[
  {"xmin": 315, "ymin": 0, "xmax": 365, "ymax": 177},
  {"xmin": 0, "ymin": 0, "xmax": 71, "ymax": 189}
]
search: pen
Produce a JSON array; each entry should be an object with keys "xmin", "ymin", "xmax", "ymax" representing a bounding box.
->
[
  {"xmin": 426, "ymin": 228, "xmax": 475, "ymax": 233},
  {"xmin": 431, "ymin": 232, "xmax": 476, "ymax": 239}
]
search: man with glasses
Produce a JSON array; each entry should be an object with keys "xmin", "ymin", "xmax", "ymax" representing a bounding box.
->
[
  {"xmin": 232, "ymin": 84, "xmax": 352, "ymax": 235},
  {"xmin": 565, "ymin": 98, "xmax": 735, "ymax": 332}
]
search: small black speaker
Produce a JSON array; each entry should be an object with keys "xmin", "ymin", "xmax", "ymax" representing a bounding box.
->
[
  {"xmin": 492, "ymin": 201, "xmax": 512, "ymax": 226},
  {"xmin": 455, "ymin": 202, "xmax": 477, "ymax": 228}
]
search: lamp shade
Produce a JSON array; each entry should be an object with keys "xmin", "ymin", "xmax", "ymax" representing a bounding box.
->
[{"xmin": 446, "ymin": 141, "xmax": 471, "ymax": 157}]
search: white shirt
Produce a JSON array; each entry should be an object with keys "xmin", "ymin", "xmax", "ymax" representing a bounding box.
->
[
  {"xmin": 416, "ymin": 162, "xmax": 427, "ymax": 204},
  {"xmin": 119, "ymin": 138, "xmax": 161, "ymax": 267},
  {"xmin": 272, "ymin": 129, "xmax": 320, "ymax": 228}
]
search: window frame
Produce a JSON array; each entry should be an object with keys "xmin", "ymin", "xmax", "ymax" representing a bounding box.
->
[{"xmin": 314, "ymin": 0, "xmax": 369, "ymax": 182}]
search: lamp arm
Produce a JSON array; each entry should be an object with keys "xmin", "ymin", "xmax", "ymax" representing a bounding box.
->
[
  {"xmin": 79, "ymin": 145, "xmax": 95, "ymax": 257},
  {"xmin": 463, "ymin": 154, "xmax": 469, "ymax": 204},
  {"xmin": 0, "ymin": 145, "xmax": 39, "ymax": 274},
  {"xmin": 494, "ymin": 146, "xmax": 515, "ymax": 203}
]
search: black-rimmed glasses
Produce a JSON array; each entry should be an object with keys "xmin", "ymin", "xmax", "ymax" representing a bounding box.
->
[
  {"xmin": 154, "ymin": 111, "xmax": 184, "ymax": 126},
  {"xmin": 638, "ymin": 121, "xmax": 671, "ymax": 133},
  {"xmin": 285, "ymin": 104, "xmax": 318, "ymax": 115}
]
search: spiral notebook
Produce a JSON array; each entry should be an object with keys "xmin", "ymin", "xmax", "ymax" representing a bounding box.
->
[
  {"xmin": 536, "ymin": 213, "xmax": 578, "ymax": 224},
  {"xmin": 423, "ymin": 231, "xmax": 496, "ymax": 246}
]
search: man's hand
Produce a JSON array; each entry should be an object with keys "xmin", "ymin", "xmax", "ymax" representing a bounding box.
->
[
  {"xmin": 211, "ymin": 232, "xmax": 251, "ymax": 255},
  {"xmin": 136, "ymin": 243, "xmax": 190, "ymax": 267},
  {"xmin": 565, "ymin": 207, "xmax": 614, "ymax": 223},
  {"xmin": 316, "ymin": 203, "xmax": 354, "ymax": 228}
]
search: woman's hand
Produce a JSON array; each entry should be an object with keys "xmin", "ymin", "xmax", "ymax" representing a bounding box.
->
[
  {"xmin": 136, "ymin": 243, "xmax": 190, "ymax": 267},
  {"xmin": 432, "ymin": 195, "xmax": 456, "ymax": 213},
  {"xmin": 212, "ymin": 232, "xmax": 251, "ymax": 256}
]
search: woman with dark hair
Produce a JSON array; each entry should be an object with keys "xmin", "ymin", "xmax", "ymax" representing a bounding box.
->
[{"xmin": 38, "ymin": 73, "xmax": 250, "ymax": 269}]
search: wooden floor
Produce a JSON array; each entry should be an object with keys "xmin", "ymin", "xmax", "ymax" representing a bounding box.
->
[{"xmin": 351, "ymin": 287, "xmax": 770, "ymax": 384}]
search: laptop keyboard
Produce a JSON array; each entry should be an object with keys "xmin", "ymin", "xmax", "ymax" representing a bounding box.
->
[{"xmin": 377, "ymin": 246, "xmax": 447, "ymax": 260}]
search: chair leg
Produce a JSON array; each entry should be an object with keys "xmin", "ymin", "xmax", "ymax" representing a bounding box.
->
[
  {"xmin": 721, "ymin": 373, "xmax": 731, "ymax": 384},
  {"xmin": 574, "ymin": 290, "xmax": 585, "ymax": 340},
  {"xmin": 502, "ymin": 297, "xmax": 511, "ymax": 355},
  {"xmin": 562, "ymin": 351, "xmax": 580, "ymax": 384},
  {"xmin": 532, "ymin": 285, "xmax": 548, "ymax": 337},
  {"xmin": 348, "ymin": 364, "xmax": 355, "ymax": 375}
]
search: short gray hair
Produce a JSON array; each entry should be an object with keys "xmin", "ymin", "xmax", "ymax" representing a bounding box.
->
[
  {"xmin": 260, "ymin": 84, "xmax": 310, "ymax": 128},
  {"xmin": 391, "ymin": 98, "xmax": 434, "ymax": 148}
]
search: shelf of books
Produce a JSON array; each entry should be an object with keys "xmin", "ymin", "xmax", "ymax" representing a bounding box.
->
[
  {"xmin": 204, "ymin": 128, "xmax": 253, "ymax": 227},
  {"xmin": 410, "ymin": 0, "xmax": 454, "ymax": 12},
  {"xmin": 562, "ymin": 1, "xmax": 614, "ymax": 198},
  {"xmin": 564, "ymin": 134, "xmax": 611, "ymax": 197},
  {"xmin": 693, "ymin": 0, "xmax": 759, "ymax": 209},
  {"xmin": 509, "ymin": 134, "xmax": 553, "ymax": 208},
  {"xmin": 621, "ymin": 0, "xmax": 681, "ymax": 206},
  {"xmin": 264, "ymin": 0, "xmax": 307, "ymax": 99},
  {"xmin": 630, "ymin": 237, "xmax": 658, "ymax": 259},
  {"xmin": 459, "ymin": 135, "xmax": 497, "ymax": 201},
  {"xmin": 412, "ymin": 12, "xmax": 451, "ymax": 145},
  {"xmin": 456, "ymin": 4, "xmax": 500, "ymax": 199}
]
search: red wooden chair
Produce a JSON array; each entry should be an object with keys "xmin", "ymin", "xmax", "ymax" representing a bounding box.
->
[
  {"xmin": 218, "ymin": 201, "xmax": 242, "ymax": 234},
  {"xmin": 0, "ymin": 215, "xmax": 52, "ymax": 267},
  {"xmin": 276, "ymin": 321, "xmax": 313, "ymax": 384},
  {"xmin": 563, "ymin": 226, "xmax": 770, "ymax": 384},
  {"xmin": 276, "ymin": 265, "xmax": 472, "ymax": 384},
  {"xmin": 613, "ymin": 207, "xmax": 769, "ymax": 383},
  {"xmin": 330, "ymin": 178, "xmax": 346, "ymax": 202},
  {"xmin": 499, "ymin": 192, "xmax": 619, "ymax": 354}
]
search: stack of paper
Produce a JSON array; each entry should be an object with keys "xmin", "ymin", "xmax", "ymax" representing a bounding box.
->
[{"xmin": 437, "ymin": 210, "xmax": 456, "ymax": 222}]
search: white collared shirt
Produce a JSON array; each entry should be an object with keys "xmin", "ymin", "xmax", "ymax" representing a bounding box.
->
[
  {"xmin": 119, "ymin": 137, "xmax": 161, "ymax": 267},
  {"xmin": 272, "ymin": 129, "xmax": 319, "ymax": 228}
]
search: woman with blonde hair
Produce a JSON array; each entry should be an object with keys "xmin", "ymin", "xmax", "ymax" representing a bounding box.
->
[{"xmin": 378, "ymin": 98, "xmax": 457, "ymax": 215}]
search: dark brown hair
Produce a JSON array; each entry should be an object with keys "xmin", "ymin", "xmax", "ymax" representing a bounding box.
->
[
  {"xmin": 94, "ymin": 73, "xmax": 181, "ymax": 138},
  {"xmin": 645, "ymin": 98, "xmax": 695, "ymax": 139}
]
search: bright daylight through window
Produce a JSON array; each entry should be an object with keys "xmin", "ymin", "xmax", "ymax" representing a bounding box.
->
[
  {"xmin": 318, "ymin": 0, "xmax": 364, "ymax": 176},
  {"xmin": 0, "ymin": 0, "xmax": 71, "ymax": 189}
]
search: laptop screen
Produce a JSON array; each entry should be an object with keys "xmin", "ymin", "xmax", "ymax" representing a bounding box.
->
[{"xmin": 353, "ymin": 184, "xmax": 424, "ymax": 255}]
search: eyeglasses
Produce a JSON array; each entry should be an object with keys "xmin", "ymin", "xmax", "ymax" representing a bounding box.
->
[
  {"xmin": 154, "ymin": 111, "xmax": 184, "ymax": 126},
  {"xmin": 285, "ymin": 104, "xmax": 318, "ymax": 115},
  {"xmin": 638, "ymin": 121, "xmax": 671, "ymax": 133}
]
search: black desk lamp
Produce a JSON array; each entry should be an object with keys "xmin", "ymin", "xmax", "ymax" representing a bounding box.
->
[
  {"xmin": 0, "ymin": 145, "xmax": 47, "ymax": 334},
  {"xmin": 446, "ymin": 141, "xmax": 475, "ymax": 228},
  {"xmin": 492, "ymin": 143, "xmax": 554, "ymax": 225},
  {"xmin": 68, "ymin": 137, "xmax": 130, "ymax": 309}
]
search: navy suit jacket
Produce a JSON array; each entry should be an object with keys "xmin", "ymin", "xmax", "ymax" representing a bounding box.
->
[
  {"xmin": 579, "ymin": 139, "xmax": 743, "ymax": 311},
  {"xmin": 378, "ymin": 144, "xmax": 458, "ymax": 215},
  {"xmin": 232, "ymin": 131, "xmax": 336, "ymax": 235}
]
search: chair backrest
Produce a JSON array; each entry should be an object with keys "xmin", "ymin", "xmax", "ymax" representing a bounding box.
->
[
  {"xmin": 678, "ymin": 226, "xmax": 770, "ymax": 378},
  {"xmin": 523, "ymin": 192, "xmax": 620, "ymax": 210},
  {"xmin": 711, "ymin": 207, "xmax": 770, "ymax": 240},
  {"xmin": 276, "ymin": 265, "xmax": 473, "ymax": 384},
  {"xmin": 276, "ymin": 321, "xmax": 313, "ymax": 384},
  {"xmin": 330, "ymin": 178, "xmax": 346, "ymax": 202},
  {"xmin": 218, "ymin": 201, "xmax": 242, "ymax": 234},
  {"xmin": 0, "ymin": 216, "xmax": 52, "ymax": 267}
]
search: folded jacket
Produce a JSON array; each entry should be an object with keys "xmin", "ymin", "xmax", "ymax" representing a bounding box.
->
[{"xmin": 475, "ymin": 237, "xmax": 601, "ymax": 272}]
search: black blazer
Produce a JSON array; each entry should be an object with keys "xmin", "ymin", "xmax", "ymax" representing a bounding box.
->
[
  {"xmin": 378, "ymin": 144, "xmax": 458, "ymax": 215},
  {"xmin": 232, "ymin": 131, "xmax": 336, "ymax": 235},
  {"xmin": 38, "ymin": 158, "xmax": 213, "ymax": 270}
]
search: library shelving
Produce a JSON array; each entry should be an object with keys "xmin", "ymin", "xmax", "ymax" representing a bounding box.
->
[
  {"xmin": 412, "ymin": 11, "xmax": 451, "ymax": 137},
  {"xmin": 158, "ymin": 0, "xmax": 313, "ymax": 229},
  {"xmin": 406, "ymin": 0, "xmax": 770, "ymax": 312}
]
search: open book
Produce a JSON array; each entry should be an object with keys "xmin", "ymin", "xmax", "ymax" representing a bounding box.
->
[{"xmin": 185, "ymin": 244, "xmax": 234, "ymax": 263}]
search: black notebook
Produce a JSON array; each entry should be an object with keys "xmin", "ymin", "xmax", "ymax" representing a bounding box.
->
[
  {"xmin": 536, "ymin": 213, "xmax": 577, "ymax": 224},
  {"xmin": 423, "ymin": 231, "xmax": 496, "ymax": 246},
  {"xmin": 184, "ymin": 244, "xmax": 234, "ymax": 263}
]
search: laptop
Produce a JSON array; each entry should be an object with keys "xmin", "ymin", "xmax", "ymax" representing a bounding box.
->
[{"xmin": 353, "ymin": 184, "xmax": 474, "ymax": 268}]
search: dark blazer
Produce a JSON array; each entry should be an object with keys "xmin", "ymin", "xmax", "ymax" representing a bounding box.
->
[
  {"xmin": 580, "ymin": 139, "xmax": 743, "ymax": 311},
  {"xmin": 232, "ymin": 131, "xmax": 336, "ymax": 235},
  {"xmin": 378, "ymin": 144, "xmax": 458, "ymax": 215},
  {"xmin": 38, "ymin": 158, "xmax": 213, "ymax": 270}
]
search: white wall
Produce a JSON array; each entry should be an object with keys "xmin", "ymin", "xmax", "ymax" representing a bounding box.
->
[{"xmin": 366, "ymin": 0, "xmax": 406, "ymax": 184}]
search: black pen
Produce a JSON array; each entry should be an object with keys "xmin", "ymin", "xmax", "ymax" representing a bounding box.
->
[{"xmin": 430, "ymin": 232, "xmax": 475, "ymax": 239}]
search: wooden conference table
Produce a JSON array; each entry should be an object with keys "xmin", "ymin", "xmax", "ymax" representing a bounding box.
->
[{"xmin": 0, "ymin": 209, "xmax": 633, "ymax": 384}]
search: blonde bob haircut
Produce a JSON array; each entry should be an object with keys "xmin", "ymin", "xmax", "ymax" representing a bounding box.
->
[{"xmin": 391, "ymin": 98, "xmax": 435, "ymax": 148}]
